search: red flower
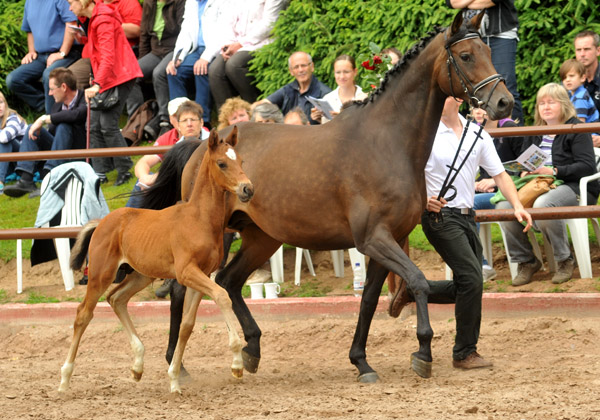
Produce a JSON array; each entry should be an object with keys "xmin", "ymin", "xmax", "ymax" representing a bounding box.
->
[
  {"xmin": 373, "ymin": 55, "xmax": 382, "ymax": 65},
  {"xmin": 361, "ymin": 60, "xmax": 375, "ymax": 71},
  {"xmin": 370, "ymin": 84, "xmax": 377, "ymax": 89}
]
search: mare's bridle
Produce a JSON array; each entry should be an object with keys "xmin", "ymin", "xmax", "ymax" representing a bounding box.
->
[
  {"xmin": 444, "ymin": 32, "xmax": 504, "ymax": 109},
  {"xmin": 430, "ymin": 31, "xmax": 503, "ymax": 223}
]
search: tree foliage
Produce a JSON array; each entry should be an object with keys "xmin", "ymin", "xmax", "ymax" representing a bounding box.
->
[{"xmin": 250, "ymin": 0, "xmax": 600, "ymax": 124}]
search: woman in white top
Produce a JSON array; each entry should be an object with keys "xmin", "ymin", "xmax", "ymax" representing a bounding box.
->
[{"xmin": 311, "ymin": 54, "xmax": 367, "ymax": 124}]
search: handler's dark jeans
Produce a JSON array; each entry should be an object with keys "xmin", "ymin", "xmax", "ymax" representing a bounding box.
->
[{"xmin": 421, "ymin": 209, "xmax": 484, "ymax": 361}]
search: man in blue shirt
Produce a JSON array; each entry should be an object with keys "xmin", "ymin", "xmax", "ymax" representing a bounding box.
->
[
  {"xmin": 6, "ymin": 0, "xmax": 80, "ymax": 114},
  {"xmin": 262, "ymin": 51, "xmax": 331, "ymax": 125}
]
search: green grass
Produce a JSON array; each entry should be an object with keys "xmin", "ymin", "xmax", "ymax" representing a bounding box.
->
[
  {"xmin": 0, "ymin": 289, "xmax": 8, "ymax": 303},
  {"xmin": 23, "ymin": 291, "xmax": 59, "ymax": 304},
  {"xmin": 0, "ymin": 153, "xmax": 147, "ymax": 262}
]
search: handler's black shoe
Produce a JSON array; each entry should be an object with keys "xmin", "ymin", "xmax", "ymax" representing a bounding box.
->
[
  {"xmin": 3, "ymin": 179, "xmax": 37, "ymax": 198},
  {"xmin": 114, "ymin": 171, "xmax": 132, "ymax": 186}
]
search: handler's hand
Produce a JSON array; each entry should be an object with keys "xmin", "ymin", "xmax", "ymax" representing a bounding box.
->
[
  {"xmin": 513, "ymin": 206, "xmax": 533, "ymax": 232},
  {"xmin": 426, "ymin": 196, "xmax": 447, "ymax": 213}
]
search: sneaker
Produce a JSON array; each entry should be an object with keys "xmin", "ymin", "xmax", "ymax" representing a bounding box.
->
[
  {"xmin": 482, "ymin": 264, "xmax": 497, "ymax": 282},
  {"xmin": 246, "ymin": 268, "xmax": 272, "ymax": 284},
  {"xmin": 114, "ymin": 171, "xmax": 132, "ymax": 186},
  {"xmin": 453, "ymin": 352, "xmax": 493, "ymax": 369},
  {"xmin": 512, "ymin": 258, "xmax": 542, "ymax": 286},
  {"xmin": 155, "ymin": 278, "xmax": 175, "ymax": 298},
  {"xmin": 3, "ymin": 179, "xmax": 37, "ymax": 198},
  {"xmin": 552, "ymin": 257, "xmax": 575, "ymax": 284}
]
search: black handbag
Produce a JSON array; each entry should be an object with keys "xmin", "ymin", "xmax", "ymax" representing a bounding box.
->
[{"xmin": 89, "ymin": 86, "xmax": 119, "ymax": 110}]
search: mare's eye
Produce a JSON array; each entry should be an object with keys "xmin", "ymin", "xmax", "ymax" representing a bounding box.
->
[
  {"xmin": 218, "ymin": 162, "xmax": 227, "ymax": 170},
  {"xmin": 460, "ymin": 53, "xmax": 471, "ymax": 62}
]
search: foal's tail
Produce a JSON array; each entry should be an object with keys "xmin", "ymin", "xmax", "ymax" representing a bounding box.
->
[
  {"xmin": 139, "ymin": 139, "xmax": 203, "ymax": 210},
  {"xmin": 70, "ymin": 220, "xmax": 100, "ymax": 271}
]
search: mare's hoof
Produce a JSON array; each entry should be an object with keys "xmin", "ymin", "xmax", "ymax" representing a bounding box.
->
[
  {"xmin": 357, "ymin": 372, "xmax": 380, "ymax": 383},
  {"xmin": 242, "ymin": 350, "xmax": 260, "ymax": 373},
  {"xmin": 131, "ymin": 369, "xmax": 143, "ymax": 382},
  {"xmin": 411, "ymin": 353, "xmax": 432, "ymax": 378},
  {"xmin": 231, "ymin": 367, "xmax": 244, "ymax": 379}
]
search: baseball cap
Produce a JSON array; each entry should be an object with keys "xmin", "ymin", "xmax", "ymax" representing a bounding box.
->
[{"xmin": 168, "ymin": 97, "xmax": 190, "ymax": 116}]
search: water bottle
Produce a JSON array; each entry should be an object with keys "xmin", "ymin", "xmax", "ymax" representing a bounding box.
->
[{"xmin": 353, "ymin": 262, "xmax": 364, "ymax": 296}]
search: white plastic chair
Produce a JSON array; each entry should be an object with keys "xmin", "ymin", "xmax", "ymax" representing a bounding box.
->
[
  {"xmin": 294, "ymin": 248, "xmax": 365, "ymax": 286},
  {"xmin": 16, "ymin": 173, "xmax": 83, "ymax": 293}
]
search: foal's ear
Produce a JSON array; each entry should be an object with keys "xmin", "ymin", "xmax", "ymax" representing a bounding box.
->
[
  {"xmin": 469, "ymin": 11, "xmax": 485, "ymax": 31},
  {"xmin": 450, "ymin": 9, "xmax": 465, "ymax": 36},
  {"xmin": 226, "ymin": 125, "xmax": 239, "ymax": 148},
  {"xmin": 208, "ymin": 128, "xmax": 219, "ymax": 150}
]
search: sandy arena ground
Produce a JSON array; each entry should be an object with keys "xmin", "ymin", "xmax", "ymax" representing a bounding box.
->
[{"xmin": 1, "ymin": 311, "xmax": 599, "ymax": 419}]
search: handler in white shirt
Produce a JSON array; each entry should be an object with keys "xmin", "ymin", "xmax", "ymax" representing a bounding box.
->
[{"xmin": 421, "ymin": 96, "xmax": 531, "ymax": 370}]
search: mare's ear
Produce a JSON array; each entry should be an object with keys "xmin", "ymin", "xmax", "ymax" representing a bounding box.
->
[
  {"xmin": 470, "ymin": 11, "xmax": 485, "ymax": 31},
  {"xmin": 450, "ymin": 9, "xmax": 465, "ymax": 36},
  {"xmin": 226, "ymin": 125, "xmax": 239, "ymax": 148},
  {"xmin": 208, "ymin": 128, "xmax": 219, "ymax": 151}
]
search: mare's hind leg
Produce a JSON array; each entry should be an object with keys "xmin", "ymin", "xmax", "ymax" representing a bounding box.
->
[
  {"xmin": 105, "ymin": 271, "xmax": 153, "ymax": 382},
  {"xmin": 359, "ymin": 227, "xmax": 433, "ymax": 378},
  {"xmin": 348, "ymin": 259, "xmax": 389, "ymax": 383},
  {"xmin": 59, "ymin": 265, "xmax": 119, "ymax": 392},
  {"xmin": 214, "ymin": 224, "xmax": 281, "ymax": 373}
]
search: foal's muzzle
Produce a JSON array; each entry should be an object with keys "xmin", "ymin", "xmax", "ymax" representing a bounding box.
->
[{"xmin": 237, "ymin": 183, "xmax": 254, "ymax": 202}]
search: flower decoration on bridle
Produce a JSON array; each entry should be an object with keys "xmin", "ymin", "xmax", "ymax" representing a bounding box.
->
[{"xmin": 358, "ymin": 42, "xmax": 393, "ymax": 93}]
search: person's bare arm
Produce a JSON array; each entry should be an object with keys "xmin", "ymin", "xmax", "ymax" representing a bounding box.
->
[
  {"xmin": 47, "ymin": 21, "xmax": 77, "ymax": 67},
  {"xmin": 493, "ymin": 171, "xmax": 533, "ymax": 232},
  {"xmin": 135, "ymin": 154, "xmax": 161, "ymax": 188},
  {"xmin": 122, "ymin": 23, "xmax": 141, "ymax": 40},
  {"xmin": 447, "ymin": 0, "xmax": 495, "ymax": 9},
  {"xmin": 22, "ymin": 32, "xmax": 37, "ymax": 64}
]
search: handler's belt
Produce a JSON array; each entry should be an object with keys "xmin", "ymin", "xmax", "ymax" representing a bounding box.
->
[{"xmin": 440, "ymin": 207, "xmax": 475, "ymax": 217}]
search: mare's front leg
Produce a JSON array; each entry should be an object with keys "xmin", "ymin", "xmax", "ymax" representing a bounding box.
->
[
  {"xmin": 359, "ymin": 227, "xmax": 433, "ymax": 379},
  {"xmin": 165, "ymin": 280, "xmax": 190, "ymax": 378},
  {"xmin": 105, "ymin": 271, "xmax": 153, "ymax": 381},
  {"xmin": 215, "ymin": 224, "xmax": 281, "ymax": 373}
]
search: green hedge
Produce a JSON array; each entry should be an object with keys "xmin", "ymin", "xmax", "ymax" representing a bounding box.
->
[
  {"xmin": 250, "ymin": 0, "xmax": 600, "ymax": 124},
  {"xmin": 0, "ymin": 1, "xmax": 599, "ymax": 124}
]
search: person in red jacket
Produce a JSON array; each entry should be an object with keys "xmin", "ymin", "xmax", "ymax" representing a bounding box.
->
[{"xmin": 68, "ymin": 0, "xmax": 143, "ymax": 186}]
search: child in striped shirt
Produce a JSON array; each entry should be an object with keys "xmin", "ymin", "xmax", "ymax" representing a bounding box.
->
[{"xmin": 560, "ymin": 59, "xmax": 599, "ymax": 123}]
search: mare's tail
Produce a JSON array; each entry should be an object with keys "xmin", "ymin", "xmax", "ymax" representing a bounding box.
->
[
  {"xmin": 70, "ymin": 220, "xmax": 100, "ymax": 270},
  {"xmin": 139, "ymin": 139, "xmax": 203, "ymax": 210}
]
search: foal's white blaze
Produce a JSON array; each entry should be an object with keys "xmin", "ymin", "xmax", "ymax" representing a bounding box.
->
[{"xmin": 226, "ymin": 148, "xmax": 236, "ymax": 161}]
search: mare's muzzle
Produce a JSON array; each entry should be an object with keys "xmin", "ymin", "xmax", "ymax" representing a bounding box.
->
[{"xmin": 237, "ymin": 183, "xmax": 254, "ymax": 202}]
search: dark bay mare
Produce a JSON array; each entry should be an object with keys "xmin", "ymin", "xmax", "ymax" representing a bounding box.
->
[{"xmin": 144, "ymin": 11, "xmax": 513, "ymax": 382}]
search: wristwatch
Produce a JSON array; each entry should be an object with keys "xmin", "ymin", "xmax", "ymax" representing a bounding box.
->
[{"xmin": 59, "ymin": 51, "xmax": 66, "ymax": 58}]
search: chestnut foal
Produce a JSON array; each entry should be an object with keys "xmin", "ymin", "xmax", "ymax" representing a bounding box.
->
[{"xmin": 59, "ymin": 127, "xmax": 253, "ymax": 393}]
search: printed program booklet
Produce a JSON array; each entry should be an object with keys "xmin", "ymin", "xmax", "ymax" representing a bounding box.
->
[
  {"xmin": 502, "ymin": 144, "xmax": 550, "ymax": 172},
  {"xmin": 306, "ymin": 96, "xmax": 335, "ymax": 120}
]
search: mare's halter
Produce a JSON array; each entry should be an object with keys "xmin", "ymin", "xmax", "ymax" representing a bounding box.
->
[{"xmin": 444, "ymin": 32, "xmax": 504, "ymax": 109}]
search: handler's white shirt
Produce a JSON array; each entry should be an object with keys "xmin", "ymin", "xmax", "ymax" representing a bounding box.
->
[{"xmin": 425, "ymin": 114, "xmax": 504, "ymax": 209}]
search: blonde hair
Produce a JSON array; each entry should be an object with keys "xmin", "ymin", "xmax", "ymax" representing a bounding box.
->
[
  {"xmin": 534, "ymin": 83, "xmax": 578, "ymax": 126},
  {"xmin": 79, "ymin": 0, "xmax": 95, "ymax": 8},
  {"xmin": 0, "ymin": 92, "xmax": 25, "ymax": 129},
  {"xmin": 217, "ymin": 97, "xmax": 251, "ymax": 130}
]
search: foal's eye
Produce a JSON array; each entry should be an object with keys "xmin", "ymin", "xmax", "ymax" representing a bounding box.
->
[
  {"xmin": 218, "ymin": 162, "xmax": 227, "ymax": 170},
  {"xmin": 460, "ymin": 53, "xmax": 472, "ymax": 62}
]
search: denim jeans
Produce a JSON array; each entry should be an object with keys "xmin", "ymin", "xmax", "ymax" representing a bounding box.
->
[
  {"xmin": 6, "ymin": 51, "xmax": 79, "ymax": 113},
  {"xmin": 90, "ymin": 80, "xmax": 135, "ymax": 175},
  {"xmin": 421, "ymin": 210, "xmax": 483, "ymax": 361},
  {"xmin": 0, "ymin": 138, "xmax": 21, "ymax": 182},
  {"xmin": 473, "ymin": 192, "xmax": 495, "ymax": 266},
  {"xmin": 484, "ymin": 37, "xmax": 522, "ymax": 124},
  {"xmin": 167, "ymin": 48, "xmax": 212, "ymax": 118},
  {"xmin": 16, "ymin": 124, "xmax": 80, "ymax": 176},
  {"xmin": 127, "ymin": 51, "xmax": 173, "ymax": 119},
  {"xmin": 497, "ymin": 185, "xmax": 578, "ymax": 263}
]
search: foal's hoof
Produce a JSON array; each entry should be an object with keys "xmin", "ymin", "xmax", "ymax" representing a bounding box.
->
[
  {"xmin": 131, "ymin": 369, "xmax": 143, "ymax": 382},
  {"xmin": 231, "ymin": 367, "xmax": 244, "ymax": 379},
  {"xmin": 411, "ymin": 353, "xmax": 432, "ymax": 378},
  {"xmin": 242, "ymin": 350, "xmax": 260, "ymax": 373},
  {"xmin": 357, "ymin": 372, "xmax": 380, "ymax": 383}
]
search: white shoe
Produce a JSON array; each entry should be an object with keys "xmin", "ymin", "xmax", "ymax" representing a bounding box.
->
[
  {"xmin": 482, "ymin": 264, "xmax": 497, "ymax": 282},
  {"xmin": 246, "ymin": 268, "xmax": 272, "ymax": 284}
]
